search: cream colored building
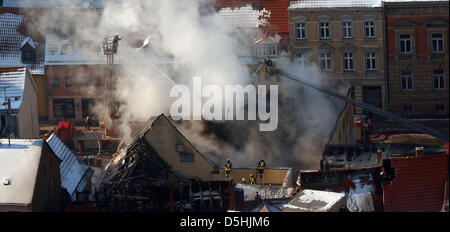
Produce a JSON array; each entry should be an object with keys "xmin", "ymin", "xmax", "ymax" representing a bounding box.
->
[
  {"xmin": 139, "ymin": 114, "xmax": 293, "ymax": 184},
  {"xmin": 0, "ymin": 67, "xmax": 39, "ymax": 139},
  {"xmin": 288, "ymin": 0, "xmax": 386, "ymax": 112}
]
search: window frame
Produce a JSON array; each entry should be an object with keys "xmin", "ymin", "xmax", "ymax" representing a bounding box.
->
[
  {"xmin": 51, "ymin": 76, "xmax": 60, "ymax": 88},
  {"xmin": 180, "ymin": 152, "xmax": 195, "ymax": 163},
  {"xmin": 343, "ymin": 52, "xmax": 354, "ymax": 71},
  {"xmin": 365, "ymin": 52, "xmax": 377, "ymax": 71},
  {"xmin": 319, "ymin": 53, "xmax": 332, "ymax": 71},
  {"xmin": 431, "ymin": 33, "xmax": 444, "ymax": 53},
  {"xmin": 295, "ymin": 23, "xmax": 306, "ymax": 40},
  {"xmin": 319, "ymin": 22, "xmax": 330, "ymax": 39},
  {"xmin": 399, "ymin": 34, "xmax": 412, "ymax": 54},
  {"xmin": 400, "ymin": 71, "xmax": 413, "ymax": 90},
  {"xmin": 64, "ymin": 76, "xmax": 73, "ymax": 88},
  {"xmin": 342, "ymin": 21, "xmax": 352, "ymax": 39},
  {"xmin": 364, "ymin": 21, "xmax": 375, "ymax": 39},
  {"xmin": 433, "ymin": 70, "xmax": 445, "ymax": 89},
  {"xmin": 295, "ymin": 53, "xmax": 308, "ymax": 65}
]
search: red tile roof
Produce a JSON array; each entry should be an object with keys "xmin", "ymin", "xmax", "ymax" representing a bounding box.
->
[
  {"xmin": 383, "ymin": 154, "xmax": 449, "ymax": 212},
  {"xmin": 211, "ymin": 0, "xmax": 290, "ymax": 33}
]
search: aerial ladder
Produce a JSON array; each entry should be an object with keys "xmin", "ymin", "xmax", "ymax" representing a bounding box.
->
[
  {"xmin": 273, "ymin": 68, "xmax": 449, "ymax": 142},
  {"xmin": 102, "ymin": 34, "xmax": 121, "ymax": 137}
]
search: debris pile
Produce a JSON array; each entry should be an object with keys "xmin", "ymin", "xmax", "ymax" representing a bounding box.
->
[{"xmin": 90, "ymin": 136, "xmax": 233, "ymax": 212}]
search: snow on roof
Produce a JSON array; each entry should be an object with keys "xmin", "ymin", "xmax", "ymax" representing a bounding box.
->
[
  {"xmin": 0, "ymin": 139, "xmax": 43, "ymax": 206},
  {"xmin": 283, "ymin": 189, "xmax": 346, "ymax": 212},
  {"xmin": 20, "ymin": 37, "xmax": 37, "ymax": 49},
  {"xmin": 0, "ymin": 67, "xmax": 26, "ymax": 110},
  {"xmin": 44, "ymin": 34, "xmax": 125, "ymax": 65},
  {"xmin": 46, "ymin": 134, "xmax": 93, "ymax": 201},
  {"xmin": 289, "ymin": 0, "xmax": 382, "ymax": 9},
  {"xmin": 254, "ymin": 32, "xmax": 282, "ymax": 44},
  {"xmin": 384, "ymin": 0, "xmax": 448, "ymax": 2},
  {"xmin": 0, "ymin": 12, "xmax": 44, "ymax": 74},
  {"xmin": 2, "ymin": 0, "xmax": 104, "ymax": 8},
  {"xmin": 219, "ymin": 6, "xmax": 271, "ymax": 28}
]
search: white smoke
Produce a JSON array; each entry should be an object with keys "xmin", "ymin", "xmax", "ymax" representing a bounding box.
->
[{"xmin": 22, "ymin": 0, "xmax": 348, "ymax": 169}]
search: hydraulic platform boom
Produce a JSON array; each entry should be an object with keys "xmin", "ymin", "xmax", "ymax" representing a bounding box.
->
[{"xmin": 276, "ymin": 69, "xmax": 449, "ymax": 142}]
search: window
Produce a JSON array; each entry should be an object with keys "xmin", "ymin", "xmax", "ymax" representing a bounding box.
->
[
  {"xmin": 268, "ymin": 45, "xmax": 277, "ymax": 56},
  {"xmin": 433, "ymin": 70, "xmax": 445, "ymax": 89},
  {"xmin": 432, "ymin": 34, "xmax": 443, "ymax": 53},
  {"xmin": 82, "ymin": 98, "xmax": 96, "ymax": 118},
  {"xmin": 176, "ymin": 144, "xmax": 184, "ymax": 152},
  {"xmin": 401, "ymin": 71, "xmax": 413, "ymax": 90},
  {"xmin": 53, "ymin": 98, "xmax": 75, "ymax": 118},
  {"xmin": 259, "ymin": 45, "xmax": 267, "ymax": 57},
  {"xmin": 364, "ymin": 21, "xmax": 375, "ymax": 38},
  {"xmin": 65, "ymin": 76, "xmax": 73, "ymax": 88},
  {"xmin": 436, "ymin": 104, "xmax": 444, "ymax": 114},
  {"xmin": 320, "ymin": 53, "xmax": 332, "ymax": 71},
  {"xmin": 80, "ymin": 77, "xmax": 89, "ymax": 87},
  {"xmin": 365, "ymin": 52, "xmax": 377, "ymax": 71},
  {"xmin": 295, "ymin": 53, "xmax": 307, "ymax": 65},
  {"xmin": 342, "ymin": 22, "xmax": 352, "ymax": 39},
  {"xmin": 180, "ymin": 153, "xmax": 194, "ymax": 163},
  {"xmin": 51, "ymin": 76, "xmax": 60, "ymax": 88},
  {"xmin": 320, "ymin": 22, "xmax": 330, "ymax": 39},
  {"xmin": 94, "ymin": 76, "xmax": 102, "ymax": 88},
  {"xmin": 295, "ymin": 23, "xmax": 306, "ymax": 39},
  {"xmin": 343, "ymin": 53, "xmax": 354, "ymax": 71},
  {"xmin": 399, "ymin": 34, "xmax": 411, "ymax": 53}
]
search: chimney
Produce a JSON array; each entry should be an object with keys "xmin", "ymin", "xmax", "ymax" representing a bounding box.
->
[
  {"xmin": 376, "ymin": 149, "xmax": 383, "ymax": 166},
  {"xmin": 415, "ymin": 147, "xmax": 424, "ymax": 157}
]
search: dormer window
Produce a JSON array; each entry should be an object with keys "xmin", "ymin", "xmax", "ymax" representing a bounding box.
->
[{"xmin": 20, "ymin": 37, "xmax": 37, "ymax": 64}]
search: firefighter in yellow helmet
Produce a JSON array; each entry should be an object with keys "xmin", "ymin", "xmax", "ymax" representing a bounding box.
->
[
  {"xmin": 249, "ymin": 174, "xmax": 256, "ymax": 185},
  {"xmin": 225, "ymin": 159, "xmax": 232, "ymax": 178},
  {"xmin": 257, "ymin": 159, "xmax": 265, "ymax": 177}
]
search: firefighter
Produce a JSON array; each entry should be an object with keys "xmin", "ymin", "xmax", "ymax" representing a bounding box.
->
[
  {"xmin": 241, "ymin": 177, "xmax": 246, "ymax": 184},
  {"xmin": 112, "ymin": 34, "xmax": 121, "ymax": 52},
  {"xmin": 257, "ymin": 159, "xmax": 265, "ymax": 177},
  {"xmin": 225, "ymin": 159, "xmax": 232, "ymax": 178},
  {"xmin": 249, "ymin": 174, "xmax": 256, "ymax": 185},
  {"xmin": 85, "ymin": 115, "xmax": 91, "ymax": 130}
]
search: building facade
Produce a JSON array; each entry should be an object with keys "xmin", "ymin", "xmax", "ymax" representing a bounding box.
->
[
  {"xmin": 45, "ymin": 64, "xmax": 108, "ymax": 122},
  {"xmin": 0, "ymin": 67, "xmax": 39, "ymax": 138},
  {"xmin": 0, "ymin": 139, "xmax": 62, "ymax": 212},
  {"xmin": 288, "ymin": 1, "xmax": 386, "ymax": 112},
  {"xmin": 385, "ymin": 0, "xmax": 449, "ymax": 118},
  {"xmin": 0, "ymin": 8, "xmax": 48, "ymax": 120}
]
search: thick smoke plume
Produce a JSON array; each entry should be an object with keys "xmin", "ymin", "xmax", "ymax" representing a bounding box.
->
[{"xmin": 25, "ymin": 0, "xmax": 347, "ymax": 169}]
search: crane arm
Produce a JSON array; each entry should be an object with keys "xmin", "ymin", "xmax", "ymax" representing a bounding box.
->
[{"xmin": 276, "ymin": 69, "xmax": 449, "ymax": 142}]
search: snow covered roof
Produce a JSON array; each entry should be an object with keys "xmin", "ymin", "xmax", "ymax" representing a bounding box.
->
[
  {"xmin": 218, "ymin": 6, "xmax": 271, "ymax": 28},
  {"xmin": 20, "ymin": 37, "xmax": 37, "ymax": 49},
  {"xmin": 46, "ymin": 134, "xmax": 93, "ymax": 201},
  {"xmin": 283, "ymin": 189, "xmax": 346, "ymax": 212},
  {"xmin": 0, "ymin": 66, "xmax": 27, "ymax": 110},
  {"xmin": 0, "ymin": 139, "xmax": 44, "ymax": 206},
  {"xmin": 1, "ymin": 0, "xmax": 104, "ymax": 8},
  {"xmin": 289, "ymin": 0, "xmax": 382, "ymax": 9},
  {"xmin": 384, "ymin": 0, "xmax": 448, "ymax": 2},
  {"xmin": 44, "ymin": 35, "xmax": 106, "ymax": 65},
  {"xmin": 0, "ymin": 12, "xmax": 44, "ymax": 74},
  {"xmin": 254, "ymin": 32, "xmax": 282, "ymax": 44}
]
